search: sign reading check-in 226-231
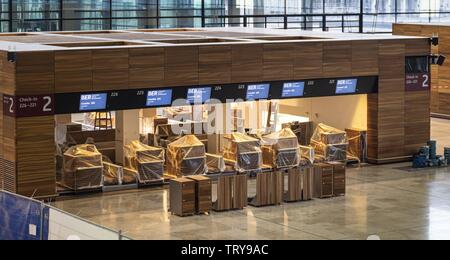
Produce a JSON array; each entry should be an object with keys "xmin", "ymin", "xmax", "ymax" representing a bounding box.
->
[{"xmin": 3, "ymin": 94, "xmax": 54, "ymax": 117}]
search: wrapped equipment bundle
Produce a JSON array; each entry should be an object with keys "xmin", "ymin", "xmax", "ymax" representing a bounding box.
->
[
  {"xmin": 124, "ymin": 140, "xmax": 165, "ymax": 183},
  {"xmin": 261, "ymin": 128, "xmax": 300, "ymax": 168},
  {"xmin": 167, "ymin": 135, "xmax": 207, "ymax": 177},
  {"xmin": 310, "ymin": 123, "xmax": 348, "ymax": 162},
  {"xmin": 223, "ymin": 132, "xmax": 263, "ymax": 172},
  {"xmin": 62, "ymin": 144, "xmax": 103, "ymax": 190}
]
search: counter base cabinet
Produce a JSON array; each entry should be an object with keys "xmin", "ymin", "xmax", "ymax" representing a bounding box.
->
[
  {"xmin": 285, "ymin": 168, "xmax": 302, "ymax": 202},
  {"xmin": 285, "ymin": 167, "xmax": 314, "ymax": 202},
  {"xmin": 214, "ymin": 175, "xmax": 232, "ymax": 211},
  {"xmin": 250, "ymin": 171, "xmax": 283, "ymax": 207},
  {"xmin": 301, "ymin": 167, "xmax": 314, "ymax": 201},
  {"xmin": 170, "ymin": 178, "xmax": 196, "ymax": 217},
  {"xmin": 213, "ymin": 174, "xmax": 248, "ymax": 211},
  {"xmin": 187, "ymin": 175, "xmax": 212, "ymax": 214},
  {"xmin": 328, "ymin": 162, "xmax": 346, "ymax": 196},
  {"xmin": 233, "ymin": 174, "xmax": 248, "ymax": 209},
  {"xmin": 313, "ymin": 163, "xmax": 334, "ymax": 199}
]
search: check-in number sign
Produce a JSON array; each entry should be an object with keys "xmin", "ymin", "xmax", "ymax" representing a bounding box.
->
[
  {"xmin": 3, "ymin": 94, "xmax": 54, "ymax": 117},
  {"xmin": 405, "ymin": 73, "xmax": 430, "ymax": 91}
]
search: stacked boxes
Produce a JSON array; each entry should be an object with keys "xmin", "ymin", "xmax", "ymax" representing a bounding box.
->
[
  {"xmin": 167, "ymin": 135, "xmax": 207, "ymax": 177},
  {"xmin": 445, "ymin": 148, "xmax": 450, "ymax": 165},
  {"xmin": 62, "ymin": 144, "xmax": 103, "ymax": 191},
  {"xmin": 223, "ymin": 132, "xmax": 262, "ymax": 172},
  {"xmin": 413, "ymin": 141, "xmax": 449, "ymax": 168},
  {"xmin": 124, "ymin": 141, "xmax": 165, "ymax": 184},
  {"xmin": 428, "ymin": 140, "xmax": 438, "ymax": 166},
  {"xmin": 311, "ymin": 123, "xmax": 348, "ymax": 162},
  {"xmin": 261, "ymin": 128, "xmax": 300, "ymax": 169}
]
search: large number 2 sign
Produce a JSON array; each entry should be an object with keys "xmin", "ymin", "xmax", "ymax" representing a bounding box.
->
[
  {"xmin": 422, "ymin": 74, "xmax": 430, "ymax": 88},
  {"xmin": 43, "ymin": 96, "xmax": 52, "ymax": 112},
  {"xmin": 8, "ymin": 97, "xmax": 14, "ymax": 114}
]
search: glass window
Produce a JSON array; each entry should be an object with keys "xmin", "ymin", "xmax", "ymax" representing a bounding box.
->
[
  {"xmin": 325, "ymin": 0, "xmax": 360, "ymax": 14},
  {"xmin": 12, "ymin": 0, "xmax": 60, "ymax": 19},
  {"xmin": 112, "ymin": 18, "xmax": 158, "ymax": 29},
  {"xmin": 112, "ymin": 0, "xmax": 157, "ymax": 18},
  {"xmin": 2, "ymin": 0, "xmax": 450, "ymax": 33},
  {"xmin": 11, "ymin": 0, "xmax": 60, "ymax": 32},
  {"xmin": 363, "ymin": 14, "xmax": 396, "ymax": 33},
  {"xmin": 63, "ymin": 0, "xmax": 110, "ymax": 19},
  {"xmin": 1, "ymin": 0, "xmax": 9, "ymax": 20},
  {"xmin": 12, "ymin": 20, "xmax": 59, "ymax": 32},
  {"xmin": 159, "ymin": 0, "xmax": 202, "ymax": 28},
  {"xmin": 63, "ymin": 19, "xmax": 109, "ymax": 31}
]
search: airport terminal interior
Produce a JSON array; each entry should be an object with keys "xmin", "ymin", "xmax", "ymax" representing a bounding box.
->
[{"xmin": 2, "ymin": 1, "xmax": 450, "ymax": 241}]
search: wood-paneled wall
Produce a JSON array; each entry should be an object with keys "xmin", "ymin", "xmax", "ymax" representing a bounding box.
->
[
  {"xmin": 0, "ymin": 37, "xmax": 431, "ymax": 197},
  {"xmin": 393, "ymin": 23, "xmax": 450, "ymax": 116},
  {"xmin": 15, "ymin": 116, "xmax": 56, "ymax": 197},
  {"xmin": 47, "ymin": 41, "xmax": 388, "ymax": 93},
  {"xmin": 0, "ymin": 93, "xmax": 3, "ymax": 190}
]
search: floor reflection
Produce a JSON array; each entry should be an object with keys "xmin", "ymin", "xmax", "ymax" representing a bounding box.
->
[{"xmin": 50, "ymin": 118, "xmax": 450, "ymax": 240}]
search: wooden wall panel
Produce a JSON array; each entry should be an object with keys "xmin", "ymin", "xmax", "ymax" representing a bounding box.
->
[
  {"xmin": 15, "ymin": 116, "xmax": 56, "ymax": 198},
  {"xmin": 404, "ymin": 91, "xmax": 430, "ymax": 155},
  {"xmin": 393, "ymin": 23, "xmax": 450, "ymax": 116},
  {"xmin": 93, "ymin": 49, "xmax": 129, "ymax": 91},
  {"xmin": 0, "ymin": 51, "xmax": 16, "ymax": 95},
  {"xmin": 378, "ymin": 43, "xmax": 405, "ymax": 81},
  {"xmin": 263, "ymin": 43, "xmax": 294, "ymax": 81},
  {"xmin": 376, "ymin": 41, "xmax": 407, "ymax": 160},
  {"xmin": 367, "ymin": 94, "xmax": 379, "ymax": 160},
  {"xmin": 352, "ymin": 41, "xmax": 379, "ymax": 76},
  {"xmin": 293, "ymin": 42, "xmax": 323, "ymax": 79},
  {"xmin": 129, "ymin": 48, "xmax": 165, "ymax": 88},
  {"xmin": 232, "ymin": 44, "xmax": 263, "ymax": 83},
  {"xmin": 55, "ymin": 50, "xmax": 93, "ymax": 93},
  {"xmin": 199, "ymin": 45, "xmax": 231, "ymax": 85},
  {"xmin": 0, "ymin": 93, "xmax": 3, "ymax": 189},
  {"xmin": 2, "ymin": 115, "xmax": 16, "ymax": 193},
  {"xmin": 165, "ymin": 46, "xmax": 198, "ymax": 86},
  {"xmin": 323, "ymin": 41, "xmax": 352, "ymax": 77},
  {"xmin": 405, "ymin": 39, "xmax": 431, "ymax": 56},
  {"xmin": 377, "ymin": 92, "xmax": 406, "ymax": 158},
  {"xmin": 15, "ymin": 51, "xmax": 55, "ymax": 95},
  {"xmin": 438, "ymin": 26, "xmax": 450, "ymax": 54}
]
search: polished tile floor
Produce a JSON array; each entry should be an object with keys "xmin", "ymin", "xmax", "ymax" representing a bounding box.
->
[{"xmin": 50, "ymin": 118, "xmax": 450, "ymax": 240}]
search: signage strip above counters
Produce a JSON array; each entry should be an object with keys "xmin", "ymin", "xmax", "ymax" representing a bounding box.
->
[{"xmin": 4, "ymin": 76, "xmax": 378, "ymax": 117}]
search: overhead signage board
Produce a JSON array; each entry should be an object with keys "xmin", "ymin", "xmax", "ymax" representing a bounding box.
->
[{"xmin": 53, "ymin": 75, "xmax": 378, "ymax": 115}]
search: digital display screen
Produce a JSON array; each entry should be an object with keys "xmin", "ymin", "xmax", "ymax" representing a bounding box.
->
[
  {"xmin": 146, "ymin": 89, "xmax": 173, "ymax": 107},
  {"xmin": 187, "ymin": 87, "xmax": 212, "ymax": 104},
  {"xmin": 336, "ymin": 79, "xmax": 358, "ymax": 94},
  {"xmin": 79, "ymin": 93, "xmax": 107, "ymax": 111},
  {"xmin": 282, "ymin": 82, "xmax": 305, "ymax": 98},
  {"xmin": 246, "ymin": 84, "xmax": 270, "ymax": 100}
]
